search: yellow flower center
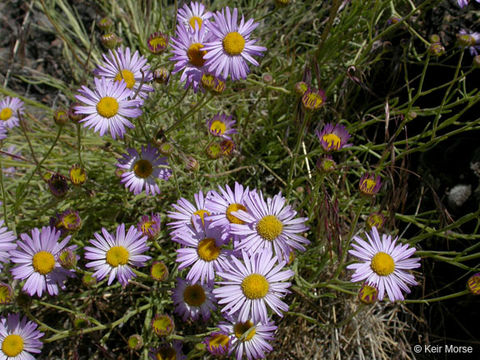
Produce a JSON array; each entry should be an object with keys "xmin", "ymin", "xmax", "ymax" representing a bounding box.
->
[
  {"xmin": 62, "ymin": 213, "xmax": 79, "ymax": 229},
  {"xmin": 2, "ymin": 334, "xmax": 24, "ymax": 357},
  {"xmin": 183, "ymin": 284, "xmax": 206, "ymax": 306},
  {"xmin": 208, "ymin": 333, "xmax": 230, "ymax": 350},
  {"xmin": 189, "ymin": 16, "xmax": 203, "ymax": 29},
  {"xmin": 192, "ymin": 209, "xmax": 211, "ymax": 226},
  {"xmin": 360, "ymin": 178, "xmax": 377, "ymax": 194},
  {"xmin": 0, "ymin": 107, "xmax": 13, "ymax": 121},
  {"xmin": 70, "ymin": 166, "xmax": 87, "ymax": 185},
  {"xmin": 226, "ymin": 203, "xmax": 247, "ymax": 224},
  {"xmin": 114, "ymin": 69, "xmax": 136, "ymax": 89},
  {"xmin": 0, "ymin": 284, "xmax": 12, "ymax": 304},
  {"xmin": 322, "ymin": 133, "xmax": 341, "ymax": 150},
  {"xmin": 141, "ymin": 221, "xmax": 155, "ymax": 234},
  {"xmin": 133, "ymin": 159, "xmax": 153, "ymax": 179},
  {"xmin": 187, "ymin": 43, "xmax": 207, "ymax": 67},
  {"xmin": 32, "ymin": 251, "xmax": 56, "ymax": 275},
  {"xmin": 106, "ymin": 246, "xmax": 129, "ymax": 267},
  {"xmin": 370, "ymin": 252, "xmax": 395, "ymax": 276},
  {"xmin": 151, "ymin": 262, "xmax": 168, "ymax": 281},
  {"xmin": 234, "ymin": 320, "xmax": 256, "ymax": 341},
  {"xmin": 241, "ymin": 273, "xmax": 269, "ymax": 299},
  {"xmin": 223, "ymin": 32, "xmax": 245, "ymax": 55},
  {"xmin": 197, "ymin": 238, "xmax": 220, "ymax": 262},
  {"xmin": 210, "ymin": 120, "xmax": 227, "ymax": 135},
  {"xmin": 155, "ymin": 346, "xmax": 176, "ymax": 360},
  {"xmin": 152, "ymin": 315, "xmax": 173, "ymax": 336},
  {"xmin": 149, "ymin": 36, "xmax": 167, "ymax": 51},
  {"xmin": 96, "ymin": 96, "xmax": 119, "ymax": 118},
  {"xmin": 256, "ymin": 215, "xmax": 283, "ymax": 241}
]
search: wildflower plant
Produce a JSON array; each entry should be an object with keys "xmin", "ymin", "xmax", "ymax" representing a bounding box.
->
[{"xmin": 1, "ymin": 0, "xmax": 480, "ymax": 358}]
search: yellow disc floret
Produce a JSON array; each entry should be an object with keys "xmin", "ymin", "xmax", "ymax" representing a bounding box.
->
[
  {"xmin": 189, "ymin": 16, "xmax": 203, "ymax": 29},
  {"xmin": 96, "ymin": 96, "xmax": 119, "ymax": 118},
  {"xmin": 114, "ymin": 69, "xmax": 136, "ymax": 89},
  {"xmin": 241, "ymin": 273, "xmax": 269, "ymax": 299},
  {"xmin": 133, "ymin": 159, "xmax": 153, "ymax": 179},
  {"xmin": 223, "ymin": 32, "xmax": 245, "ymax": 55},
  {"xmin": 106, "ymin": 246, "xmax": 129, "ymax": 267},
  {"xmin": 370, "ymin": 252, "xmax": 395, "ymax": 276},
  {"xmin": 197, "ymin": 238, "xmax": 220, "ymax": 261},
  {"xmin": 360, "ymin": 179, "xmax": 377, "ymax": 194},
  {"xmin": 256, "ymin": 215, "xmax": 283, "ymax": 241},
  {"xmin": 192, "ymin": 209, "xmax": 211, "ymax": 226},
  {"xmin": 0, "ymin": 107, "xmax": 12, "ymax": 121},
  {"xmin": 210, "ymin": 120, "xmax": 227, "ymax": 135},
  {"xmin": 208, "ymin": 333, "xmax": 230, "ymax": 350},
  {"xmin": 2, "ymin": 334, "xmax": 24, "ymax": 357},
  {"xmin": 226, "ymin": 203, "xmax": 247, "ymax": 224},
  {"xmin": 234, "ymin": 320, "xmax": 256, "ymax": 341},
  {"xmin": 32, "ymin": 251, "xmax": 56, "ymax": 275},
  {"xmin": 187, "ymin": 43, "xmax": 207, "ymax": 67},
  {"xmin": 183, "ymin": 284, "xmax": 206, "ymax": 306},
  {"xmin": 322, "ymin": 133, "xmax": 341, "ymax": 150}
]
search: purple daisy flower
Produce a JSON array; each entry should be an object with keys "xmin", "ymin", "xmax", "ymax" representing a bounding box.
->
[
  {"xmin": 116, "ymin": 144, "xmax": 172, "ymax": 196},
  {"xmin": 207, "ymin": 113, "xmax": 237, "ymax": 139},
  {"xmin": 138, "ymin": 213, "xmax": 162, "ymax": 239},
  {"xmin": 315, "ymin": 123, "xmax": 352, "ymax": 152},
  {"xmin": 218, "ymin": 315, "xmax": 276, "ymax": 360},
  {"xmin": 347, "ymin": 227, "xmax": 421, "ymax": 301},
  {"xmin": 84, "ymin": 224, "xmax": 151, "ymax": 287},
  {"xmin": 177, "ymin": 1, "xmax": 212, "ymax": 31},
  {"xmin": 170, "ymin": 22, "xmax": 211, "ymax": 92},
  {"xmin": 0, "ymin": 97, "xmax": 24, "ymax": 129},
  {"xmin": 204, "ymin": 332, "xmax": 231, "ymax": 356},
  {"xmin": 94, "ymin": 47, "xmax": 154, "ymax": 99},
  {"xmin": 213, "ymin": 249, "xmax": 294, "ymax": 323},
  {"xmin": 74, "ymin": 77, "xmax": 142, "ymax": 139},
  {"xmin": 458, "ymin": 0, "xmax": 480, "ymax": 8},
  {"xmin": 204, "ymin": 182, "xmax": 250, "ymax": 236},
  {"xmin": 359, "ymin": 173, "xmax": 382, "ymax": 196},
  {"xmin": 458, "ymin": 29, "xmax": 480, "ymax": 56},
  {"xmin": 149, "ymin": 342, "xmax": 185, "ymax": 360},
  {"xmin": 172, "ymin": 277, "xmax": 216, "ymax": 321},
  {"xmin": 167, "ymin": 190, "xmax": 211, "ymax": 231},
  {"xmin": 0, "ymin": 220, "xmax": 16, "ymax": 270},
  {"xmin": 172, "ymin": 216, "xmax": 231, "ymax": 284},
  {"xmin": 0, "ymin": 313, "xmax": 44, "ymax": 359},
  {"xmin": 203, "ymin": 7, "xmax": 267, "ymax": 81},
  {"xmin": 10, "ymin": 226, "xmax": 76, "ymax": 297},
  {"xmin": 230, "ymin": 190, "xmax": 310, "ymax": 261}
]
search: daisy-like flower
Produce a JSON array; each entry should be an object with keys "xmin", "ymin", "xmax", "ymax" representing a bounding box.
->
[
  {"xmin": 0, "ymin": 313, "xmax": 44, "ymax": 359},
  {"xmin": 203, "ymin": 7, "xmax": 267, "ymax": 81},
  {"xmin": 301, "ymin": 88, "xmax": 326, "ymax": 111},
  {"xmin": 218, "ymin": 315, "xmax": 276, "ymax": 360},
  {"xmin": 74, "ymin": 77, "xmax": 142, "ymax": 139},
  {"xmin": 170, "ymin": 22, "xmax": 211, "ymax": 92},
  {"xmin": 214, "ymin": 249, "xmax": 294, "ymax": 323},
  {"xmin": 149, "ymin": 342, "xmax": 186, "ymax": 360},
  {"xmin": 84, "ymin": 224, "xmax": 151, "ymax": 287},
  {"xmin": 204, "ymin": 182, "xmax": 250, "ymax": 235},
  {"xmin": 177, "ymin": 1, "xmax": 212, "ymax": 31},
  {"xmin": 204, "ymin": 332, "xmax": 231, "ymax": 356},
  {"xmin": 315, "ymin": 123, "xmax": 352, "ymax": 152},
  {"xmin": 0, "ymin": 220, "xmax": 16, "ymax": 270},
  {"xmin": 138, "ymin": 213, "xmax": 162, "ymax": 239},
  {"xmin": 457, "ymin": 29, "xmax": 480, "ymax": 56},
  {"xmin": 359, "ymin": 173, "xmax": 382, "ymax": 196},
  {"xmin": 173, "ymin": 216, "xmax": 230, "ymax": 284},
  {"xmin": 50, "ymin": 209, "xmax": 82, "ymax": 235},
  {"xmin": 94, "ymin": 47, "xmax": 154, "ymax": 98},
  {"xmin": 0, "ymin": 97, "xmax": 24, "ymax": 129},
  {"xmin": 167, "ymin": 190, "xmax": 211, "ymax": 231},
  {"xmin": 347, "ymin": 227, "xmax": 421, "ymax": 301},
  {"xmin": 207, "ymin": 113, "xmax": 237, "ymax": 139},
  {"xmin": 10, "ymin": 226, "xmax": 76, "ymax": 297},
  {"xmin": 230, "ymin": 190, "xmax": 310, "ymax": 261},
  {"xmin": 172, "ymin": 278, "xmax": 216, "ymax": 321},
  {"xmin": 467, "ymin": 272, "xmax": 480, "ymax": 295},
  {"xmin": 116, "ymin": 144, "xmax": 172, "ymax": 196}
]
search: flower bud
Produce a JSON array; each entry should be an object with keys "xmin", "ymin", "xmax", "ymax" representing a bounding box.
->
[
  {"xmin": 48, "ymin": 173, "xmax": 69, "ymax": 197},
  {"xmin": 127, "ymin": 334, "xmax": 144, "ymax": 351},
  {"xmin": 206, "ymin": 143, "xmax": 222, "ymax": 159},
  {"xmin": 147, "ymin": 32, "xmax": 169, "ymax": 54},
  {"xmin": 151, "ymin": 314, "xmax": 174, "ymax": 337},
  {"xmin": 58, "ymin": 249, "xmax": 77, "ymax": 269},
  {"xmin": 358, "ymin": 283, "xmax": 378, "ymax": 304},
  {"xmin": 100, "ymin": 33, "xmax": 122, "ymax": 49},
  {"xmin": 154, "ymin": 68, "xmax": 170, "ymax": 84},
  {"xmin": 97, "ymin": 17, "xmax": 113, "ymax": 32},
  {"xmin": 150, "ymin": 261, "xmax": 169, "ymax": 281},
  {"xmin": 54, "ymin": 109, "xmax": 68, "ymax": 126},
  {"xmin": 294, "ymin": 81, "xmax": 309, "ymax": 96}
]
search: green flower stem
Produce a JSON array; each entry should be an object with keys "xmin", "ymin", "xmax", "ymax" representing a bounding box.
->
[
  {"xmin": 165, "ymin": 94, "xmax": 214, "ymax": 135},
  {"xmin": 32, "ymin": 300, "xmax": 103, "ymax": 326},
  {"xmin": 286, "ymin": 112, "xmax": 310, "ymax": 200},
  {"xmin": 43, "ymin": 303, "xmax": 153, "ymax": 343},
  {"xmin": 152, "ymin": 88, "xmax": 189, "ymax": 118},
  {"xmin": 76, "ymin": 123, "xmax": 84, "ymax": 167},
  {"xmin": 403, "ymin": 289, "xmax": 470, "ymax": 304},
  {"xmin": 0, "ymin": 158, "xmax": 9, "ymax": 228},
  {"xmin": 246, "ymin": 78, "xmax": 290, "ymax": 94}
]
